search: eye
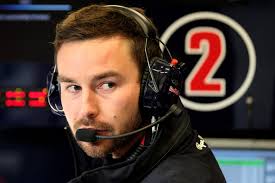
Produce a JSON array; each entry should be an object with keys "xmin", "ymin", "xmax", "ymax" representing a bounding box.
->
[
  {"xmin": 66, "ymin": 85, "xmax": 81, "ymax": 93},
  {"xmin": 98, "ymin": 82, "xmax": 116, "ymax": 91}
]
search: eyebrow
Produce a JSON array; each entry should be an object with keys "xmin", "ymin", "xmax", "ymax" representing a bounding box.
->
[
  {"xmin": 57, "ymin": 75, "xmax": 76, "ymax": 83},
  {"xmin": 57, "ymin": 71, "xmax": 122, "ymax": 83}
]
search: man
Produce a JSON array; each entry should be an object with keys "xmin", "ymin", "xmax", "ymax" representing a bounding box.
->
[{"xmin": 47, "ymin": 4, "xmax": 226, "ymax": 183}]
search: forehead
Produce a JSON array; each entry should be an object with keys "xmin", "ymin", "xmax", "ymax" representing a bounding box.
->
[{"xmin": 56, "ymin": 36, "xmax": 139, "ymax": 78}]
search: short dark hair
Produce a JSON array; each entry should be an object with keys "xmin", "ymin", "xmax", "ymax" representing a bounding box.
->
[{"xmin": 54, "ymin": 4, "xmax": 162, "ymax": 77}]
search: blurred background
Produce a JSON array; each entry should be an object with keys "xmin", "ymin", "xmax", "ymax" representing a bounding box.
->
[{"xmin": 0, "ymin": 0, "xmax": 275, "ymax": 182}]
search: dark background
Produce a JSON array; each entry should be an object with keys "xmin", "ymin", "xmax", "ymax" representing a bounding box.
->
[{"xmin": 0, "ymin": 0, "xmax": 274, "ymax": 182}]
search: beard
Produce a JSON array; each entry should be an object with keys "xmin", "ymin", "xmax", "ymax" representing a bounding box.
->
[{"xmin": 74, "ymin": 112, "xmax": 142, "ymax": 158}]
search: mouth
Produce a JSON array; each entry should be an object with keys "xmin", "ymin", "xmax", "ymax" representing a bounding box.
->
[
  {"xmin": 75, "ymin": 127, "xmax": 113, "ymax": 144},
  {"xmin": 94, "ymin": 129, "xmax": 111, "ymax": 136}
]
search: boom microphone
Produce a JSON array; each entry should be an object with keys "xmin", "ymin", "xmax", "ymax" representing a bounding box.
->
[{"xmin": 76, "ymin": 104, "xmax": 182, "ymax": 143}]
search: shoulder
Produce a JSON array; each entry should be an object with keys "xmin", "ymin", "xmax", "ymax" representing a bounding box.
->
[
  {"xmin": 142, "ymin": 151, "xmax": 226, "ymax": 183},
  {"xmin": 141, "ymin": 135, "xmax": 226, "ymax": 183}
]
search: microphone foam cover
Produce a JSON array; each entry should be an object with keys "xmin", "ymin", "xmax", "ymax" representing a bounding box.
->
[{"xmin": 76, "ymin": 129, "xmax": 97, "ymax": 142}]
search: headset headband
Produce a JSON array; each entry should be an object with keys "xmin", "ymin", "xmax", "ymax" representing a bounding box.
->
[{"xmin": 105, "ymin": 5, "xmax": 158, "ymax": 38}]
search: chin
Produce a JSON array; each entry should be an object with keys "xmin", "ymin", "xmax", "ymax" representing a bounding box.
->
[{"xmin": 78, "ymin": 140, "xmax": 113, "ymax": 158}]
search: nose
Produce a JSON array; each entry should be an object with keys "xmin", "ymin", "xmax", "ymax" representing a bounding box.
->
[{"xmin": 79, "ymin": 89, "xmax": 99, "ymax": 119}]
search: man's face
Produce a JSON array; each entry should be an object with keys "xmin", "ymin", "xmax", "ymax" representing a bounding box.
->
[{"xmin": 56, "ymin": 36, "xmax": 141, "ymax": 158}]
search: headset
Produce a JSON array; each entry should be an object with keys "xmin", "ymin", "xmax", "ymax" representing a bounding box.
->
[{"xmin": 47, "ymin": 5, "xmax": 185, "ymax": 142}]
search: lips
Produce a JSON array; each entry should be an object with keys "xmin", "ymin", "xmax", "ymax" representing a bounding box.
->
[{"xmin": 94, "ymin": 129, "xmax": 110, "ymax": 136}]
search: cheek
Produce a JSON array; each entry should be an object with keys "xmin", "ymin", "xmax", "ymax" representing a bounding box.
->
[
  {"xmin": 108, "ymin": 85, "xmax": 140, "ymax": 121},
  {"xmin": 61, "ymin": 94, "xmax": 79, "ymax": 126},
  {"xmin": 119, "ymin": 85, "xmax": 140, "ymax": 111}
]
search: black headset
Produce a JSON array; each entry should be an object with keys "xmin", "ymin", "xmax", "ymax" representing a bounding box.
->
[{"xmin": 47, "ymin": 5, "xmax": 185, "ymax": 121}]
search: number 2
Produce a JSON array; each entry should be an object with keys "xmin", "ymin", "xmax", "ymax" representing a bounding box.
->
[{"xmin": 185, "ymin": 27, "xmax": 226, "ymax": 97}]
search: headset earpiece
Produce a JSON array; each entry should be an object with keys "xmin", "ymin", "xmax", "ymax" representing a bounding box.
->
[
  {"xmin": 140, "ymin": 57, "xmax": 183, "ymax": 120},
  {"xmin": 47, "ymin": 66, "xmax": 64, "ymax": 116}
]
